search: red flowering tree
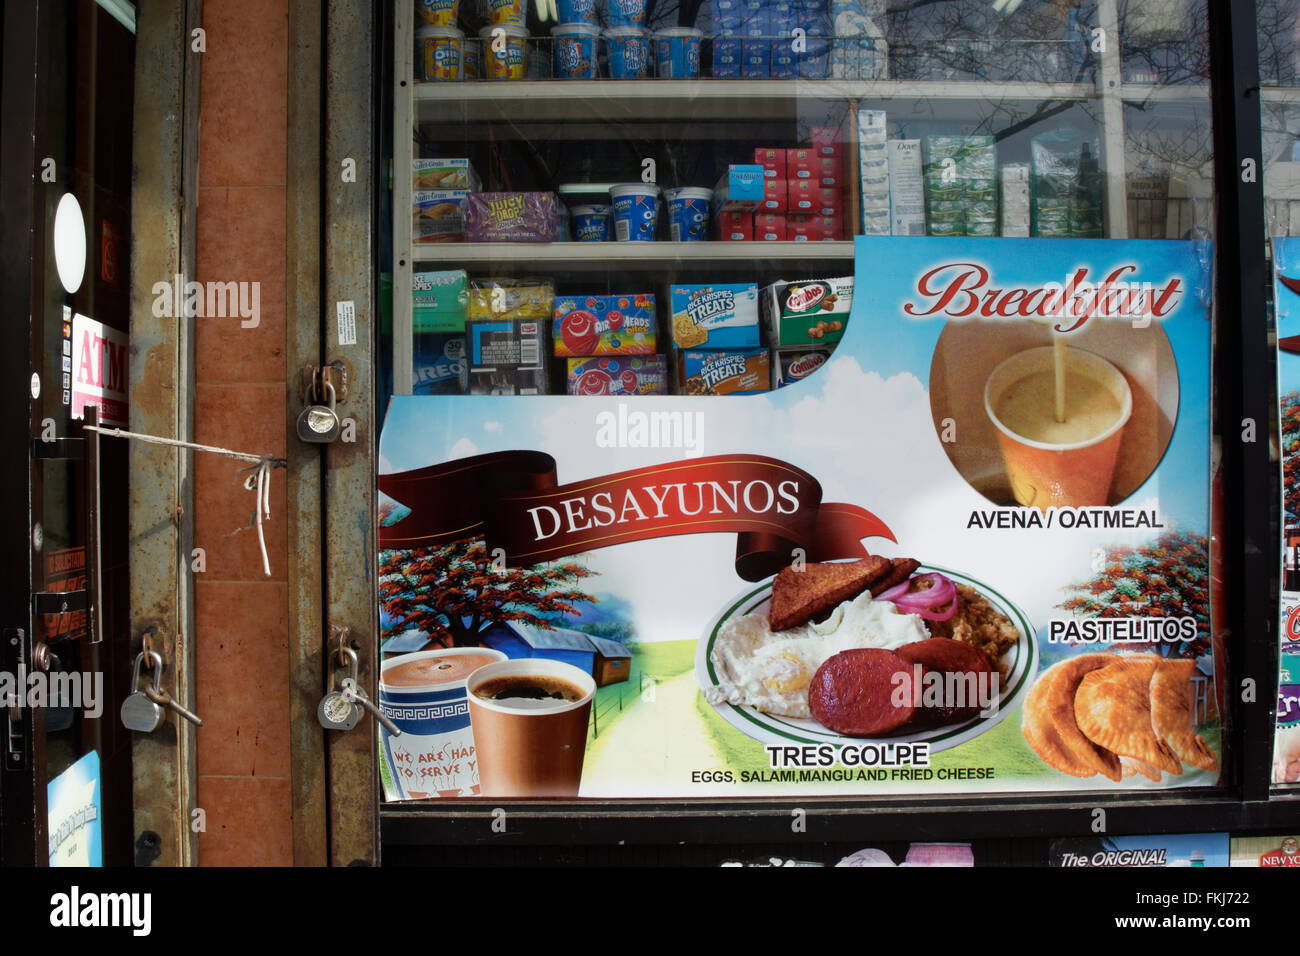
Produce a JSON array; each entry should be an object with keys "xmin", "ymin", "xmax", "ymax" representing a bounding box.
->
[
  {"xmin": 379, "ymin": 536, "xmax": 598, "ymax": 648},
  {"xmin": 1283, "ymin": 390, "xmax": 1300, "ymax": 521},
  {"xmin": 1058, "ymin": 531, "xmax": 1210, "ymax": 658}
]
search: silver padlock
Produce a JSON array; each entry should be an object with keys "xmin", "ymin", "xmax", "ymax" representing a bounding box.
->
[
  {"xmin": 121, "ymin": 651, "xmax": 166, "ymax": 733},
  {"xmin": 318, "ymin": 645, "xmax": 361, "ymax": 731},
  {"xmin": 296, "ymin": 379, "xmax": 340, "ymax": 443}
]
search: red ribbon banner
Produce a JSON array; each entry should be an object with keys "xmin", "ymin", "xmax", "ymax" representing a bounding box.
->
[{"xmin": 378, "ymin": 451, "xmax": 894, "ymax": 582}]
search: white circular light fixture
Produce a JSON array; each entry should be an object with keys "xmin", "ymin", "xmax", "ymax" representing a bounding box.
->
[{"xmin": 52, "ymin": 193, "xmax": 87, "ymax": 294}]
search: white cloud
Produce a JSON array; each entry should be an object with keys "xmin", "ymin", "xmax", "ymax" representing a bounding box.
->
[
  {"xmin": 448, "ymin": 437, "xmax": 479, "ymax": 459},
  {"xmin": 483, "ymin": 421, "xmax": 503, "ymax": 432}
]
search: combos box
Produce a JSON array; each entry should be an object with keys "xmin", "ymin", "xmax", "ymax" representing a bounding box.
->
[
  {"xmin": 679, "ymin": 348, "xmax": 770, "ymax": 395},
  {"xmin": 567, "ymin": 356, "xmax": 668, "ymax": 395},
  {"xmin": 553, "ymin": 294, "xmax": 657, "ymax": 356},
  {"xmin": 772, "ymin": 347, "xmax": 832, "ymax": 389},
  {"xmin": 761, "ymin": 276, "xmax": 853, "ymax": 345},
  {"xmin": 670, "ymin": 283, "xmax": 760, "ymax": 348}
]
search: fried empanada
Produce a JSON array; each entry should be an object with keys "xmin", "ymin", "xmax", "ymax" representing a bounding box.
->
[
  {"xmin": 1022, "ymin": 655, "xmax": 1122, "ymax": 781},
  {"xmin": 1075, "ymin": 657, "xmax": 1181, "ymax": 775},
  {"xmin": 1150, "ymin": 658, "xmax": 1218, "ymax": 772},
  {"xmin": 1119, "ymin": 755, "xmax": 1163, "ymax": 782}
]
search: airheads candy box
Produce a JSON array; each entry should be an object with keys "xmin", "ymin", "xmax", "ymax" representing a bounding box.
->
[
  {"xmin": 679, "ymin": 348, "xmax": 770, "ymax": 395},
  {"xmin": 567, "ymin": 356, "xmax": 668, "ymax": 395},
  {"xmin": 669, "ymin": 283, "xmax": 759, "ymax": 348},
  {"xmin": 772, "ymin": 346, "xmax": 832, "ymax": 388},
  {"xmin": 553, "ymin": 294, "xmax": 656, "ymax": 356}
]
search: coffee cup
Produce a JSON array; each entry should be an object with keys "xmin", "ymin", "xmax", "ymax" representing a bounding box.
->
[
  {"xmin": 984, "ymin": 346, "xmax": 1132, "ymax": 509},
  {"xmin": 466, "ymin": 658, "xmax": 596, "ymax": 798},
  {"xmin": 378, "ymin": 647, "xmax": 506, "ymax": 800}
]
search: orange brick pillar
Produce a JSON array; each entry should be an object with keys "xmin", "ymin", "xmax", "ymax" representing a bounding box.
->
[{"xmin": 192, "ymin": 0, "xmax": 293, "ymax": 865}]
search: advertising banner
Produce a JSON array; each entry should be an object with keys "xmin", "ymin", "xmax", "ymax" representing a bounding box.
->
[{"xmin": 377, "ymin": 236, "xmax": 1219, "ymax": 800}]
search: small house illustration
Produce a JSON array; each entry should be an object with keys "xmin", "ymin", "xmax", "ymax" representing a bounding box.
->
[{"xmin": 478, "ymin": 621, "xmax": 631, "ymax": 687}]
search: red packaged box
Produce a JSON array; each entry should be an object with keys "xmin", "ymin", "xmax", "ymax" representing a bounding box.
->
[
  {"xmin": 809, "ymin": 126, "xmax": 842, "ymax": 158},
  {"xmin": 761, "ymin": 178, "xmax": 787, "ymax": 211},
  {"xmin": 717, "ymin": 208, "xmax": 753, "ymax": 241},
  {"xmin": 754, "ymin": 212, "xmax": 787, "ymax": 240},
  {"xmin": 786, "ymin": 150, "xmax": 840, "ymax": 186},
  {"xmin": 788, "ymin": 214, "xmax": 841, "ymax": 241},
  {"xmin": 788, "ymin": 180, "xmax": 842, "ymax": 216},
  {"xmin": 753, "ymin": 148, "xmax": 786, "ymax": 180}
]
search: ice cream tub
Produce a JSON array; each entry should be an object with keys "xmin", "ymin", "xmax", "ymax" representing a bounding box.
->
[
  {"xmin": 480, "ymin": 25, "xmax": 528, "ymax": 78},
  {"xmin": 557, "ymin": 0, "xmax": 597, "ymax": 23},
  {"xmin": 570, "ymin": 203, "xmax": 612, "ymax": 241},
  {"xmin": 416, "ymin": 26, "xmax": 464, "ymax": 81},
  {"xmin": 656, "ymin": 27, "xmax": 702, "ymax": 78},
  {"xmin": 605, "ymin": 0, "xmax": 647, "ymax": 27},
  {"xmin": 553, "ymin": 23, "xmax": 599, "ymax": 79},
  {"xmin": 665, "ymin": 187, "xmax": 712, "ymax": 242},
  {"xmin": 605, "ymin": 27, "xmax": 651, "ymax": 79},
  {"xmin": 416, "ymin": 0, "xmax": 461, "ymax": 26},
  {"xmin": 609, "ymin": 183, "xmax": 660, "ymax": 241}
]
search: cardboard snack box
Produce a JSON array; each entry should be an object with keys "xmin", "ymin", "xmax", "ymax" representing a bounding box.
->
[
  {"xmin": 465, "ymin": 192, "xmax": 561, "ymax": 243},
  {"xmin": 679, "ymin": 347, "xmax": 770, "ymax": 395},
  {"xmin": 553, "ymin": 294, "xmax": 657, "ymax": 356},
  {"xmin": 413, "ymin": 158, "xmax": 483, "ymax": 192},
  {"xmin": 772, "ymin": 346, "xmax": 834, "ymax": 388},
  {"xmin": 670, "ymin": 283, "xmax": 760, "ymax": 348},
  {"xmin": 761, "ymin": 276, "xmax": 853, "ymax": 345},
  {"xmin": 412, "ymin": 270, "xmax": 468, "ymax": 333},
  {"xmin": 413, "ymin": 189, "xmax": 472, "ymax": 243},
  {"xmin": 567, "ymin": 356, "xmax": 668, "ymax": 395},
  {"xmin": 465, "ymin": 316, "xmax": 547, "ymax": 367},
  {"xmin": 412, "ymin": 334, "xmax": 468, "ymax": 395},
  {"xmin": 465, "ymin": 365, "xmax": 549, "ymax": 395}
]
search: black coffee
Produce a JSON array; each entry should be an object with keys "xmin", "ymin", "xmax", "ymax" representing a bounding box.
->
[{"xmin": 475, "ymin": 675, "xmax": 586, "ymax": 703}]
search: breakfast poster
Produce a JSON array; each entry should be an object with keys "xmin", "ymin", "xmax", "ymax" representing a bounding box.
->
[{"xmin": 376, "ymin": 236, "xmax": 1220, "ymax": 800}]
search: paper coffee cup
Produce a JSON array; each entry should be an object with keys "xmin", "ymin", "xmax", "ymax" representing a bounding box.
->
[
  {"xmin": 466, "ymin": 658, "xmax": 596, "ymax": 798},
  {"xmin": 378, "ymin": 647, "xmax": 506, "ymax": 799},
  {"xmin": 984, "ymin": 346, "xmax": 1133, "ymax": 509}
]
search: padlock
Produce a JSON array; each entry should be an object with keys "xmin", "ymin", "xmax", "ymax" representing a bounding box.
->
[
  {"xmin": 121, "ymin": 651, "xmax": 166, "ymax": 733},
  {"xmin": 296, "ymin": 379, "xmax": 340, "ymax": 443}
]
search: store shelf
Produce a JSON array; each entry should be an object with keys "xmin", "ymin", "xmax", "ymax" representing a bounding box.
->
[
  {"xmin": 409, "ymin": 240, "xmax": 855, "ymax": 272},
  {"xmin": 1262, "ymin": 86, "xmax": 1300, "ymax": 105},
  {"xmin": 381, "ymin": 791, "xmax": 1300, "ymax": 847},
  {"xmin": 414, "ymin": 79, "xmax": 1099, "ymax": 126},
  {"xmin": 1119, "ymin": 83, "xmax": 1212, "ymax": 104}
]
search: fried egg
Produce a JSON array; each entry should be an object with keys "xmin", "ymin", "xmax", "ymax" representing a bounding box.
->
[{"xmin": 706, "ymin": 591, "xmax": 930, "ymax": 718}]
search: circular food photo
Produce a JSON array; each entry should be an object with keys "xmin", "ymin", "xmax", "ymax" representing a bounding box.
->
[
  {"xmin": 695, "ymin": 561, "xmax": 1037, "ymax": 752},
  {"xmin": 929, "ymin": 319, "xmax": 1178, "ymax": 509}
]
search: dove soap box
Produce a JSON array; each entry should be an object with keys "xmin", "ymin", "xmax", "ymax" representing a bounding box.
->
[
  {"xmin": 669, "ymin": 283, "xmax": 760, "ymax": 349},
  {"xmin": 553, "ymin": 293, "xmax": 657, "ymax": 356}
]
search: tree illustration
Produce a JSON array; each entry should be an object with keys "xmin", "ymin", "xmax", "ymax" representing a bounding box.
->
[
  {"xmin": 378, "ymin": 536, "xmax": 598, "ymax": 648},
  {"xmin": 1283, "ymin": 390, "xmax": 1300, "ymax": 522},
  {"xmin": 1058, "ymin": 531, "xmax": 1210, "ymax": 658}
]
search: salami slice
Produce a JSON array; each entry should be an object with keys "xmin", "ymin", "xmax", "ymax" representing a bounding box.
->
[
  {"xmin": 896, "ymin": 638, "xmax": 995, "ymax": 726},
  {"xmin": 808, "ymin": 649, "xmax": 916, "ymax": 737}
]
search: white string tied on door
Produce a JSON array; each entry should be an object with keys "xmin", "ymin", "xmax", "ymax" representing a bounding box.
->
[{"xmin": 82, "ymin": 424, "xmax": 286, "ymax": 577}]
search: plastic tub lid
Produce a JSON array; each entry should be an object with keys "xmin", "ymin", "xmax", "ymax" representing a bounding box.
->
[
  {"xmin": 604, "ymin": 26, "xmax": 647, "ymax": 37},
  {"xmin": 552, "ymin": 22, "xmax": 600, "ymax": 35},
  {"xmin": 479, "ymin": 24, "xmax": 529, "ymax": 37},
  {"xmin": 655, "ymin": 26, "xmax": 702, "ymax": 37},
  {"xmin": 609, "ymin": 182, "xmax": 662, "ymax": 197},
  {"xmin": 417, "ymin": 25, "xmax": 465, "ymax": 38},
  {"xmin": 666, "ymin": 187, "xmax": 713, "ymax": 201},
  {"xmin": 569, "ymin": 203, "xmax": 612, "ymax": 214},
  {"xmin": 558, "ymin": 182, "xmax": 621, "ymax": 196}
]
